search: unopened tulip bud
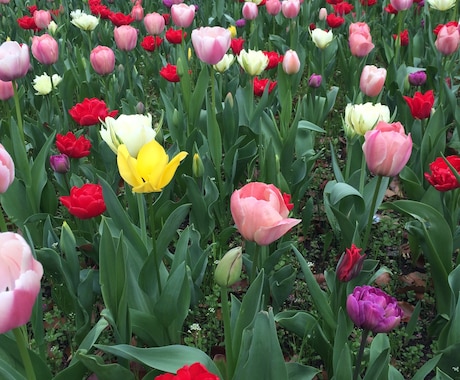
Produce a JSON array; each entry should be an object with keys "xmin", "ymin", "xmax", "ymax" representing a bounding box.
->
[
  {"xmin": 225, "ymin": 92, "xmax": 234, "ymax": 108},
  {"xmin": 308, "ymin": 73, "xmax": 322, "ymax": 88},
  {"xmin": 408, "ymin": 70, "xmax": 427, "ymax": 86},
  {"xmin": 282, "ymin": 49, "xmax": 301, "ymax": 74},
  {"xmin": 192, "ymin": 153, "xmax": 204, "ymax": 178},
  {"xmin": 50, "ymin": 154, "xmax": 70, "ymax": 173},
  {"xmin": 135, "ymin": 101, "xmax": 145, "ymax": 114},
  {"xmin": 319, "ymin": 7, "xmax": 328, "ymax": 20},
  {"xmin": 48, "ymin": 21, "xmax": 58, "ymax": 35},
  {"xmin": 214, "ymin": 247, "xmax": 243, "ymax": 287}
]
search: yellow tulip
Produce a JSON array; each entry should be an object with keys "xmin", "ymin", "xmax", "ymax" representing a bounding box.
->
[{"xmin": 117, "ymin": 140, "xmax": 188, "ymax": 193}]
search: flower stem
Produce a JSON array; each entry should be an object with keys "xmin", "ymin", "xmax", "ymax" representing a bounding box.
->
[
  {"xmin": 353, "ymin": 329, "xmax": 370, "ymax": 380},
  {"xmin": 362, "ymin": 175, "xmax": 383, "ymax": 251},
  {"xmin": 136, "ymin": 192, "xmax": 148, "ymax": 246},
  {"xmin": 220, "ymin": 286, "xmax": 234, "ymax": 380},
  {"xmin": 12, "ymin": 80, "xmax": 25, "ymax": 144},
  {"xmin": 13, "ymin": 326, "xmax": 36, "ymax": 380}
]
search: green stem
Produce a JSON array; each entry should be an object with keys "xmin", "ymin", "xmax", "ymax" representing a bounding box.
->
[
  {"xmin": 12, "ymin": 80, "xmax": 25, "ymax": 144},
  {"xmin": 13, "ymin": 326, "xmax": 36, "ymax": 380},
  {"xmin": 136, "ymin": 192, "xmax": 147, "ymax": 246},
  {"xmin": 362, "ymin": 175, "xmax": 383, "ymax": 251},
  {"xmin": 220, "ymin": 286, "xmax": 235, "ymax": 380},
  {"xmin": 358, "ymin": 144, "xmax": 367, "ymax": 195},
  {"xmin": 251, "ymin": 243, "xmax": 259, "ymax": 284},
  {"xmin": 353, "ymin": 329, "xmax": 370, "ymax": 380},
  {"xmin": 0, "ymin": 206, "xmax": 8, "ymax": 232}
]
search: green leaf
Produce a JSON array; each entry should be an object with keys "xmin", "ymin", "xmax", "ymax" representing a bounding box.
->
[
  {"xmin": 412, "ymin": 355, "xmax": 442, "ymax": 380},
  {"xmin": 332, "ymin": 309, "xmax": 352, "ymax": 378},
  {"xmin": 364, "ymin": 334, "xmax": 390, "ymax": 380},
  {"xmin": 156, "ymin": 203, "xmax": 191, "ymax": 258},
  {"xmin": 286, "ymin": 363, "xmax": 320, "ymax": 380},
  {"xmin": 76, "ymin": 351, "xmax": 135, "ymax": 380},
  {"xmin": 0, "ymin": 357, "xmax": 26, "ymax": 380}
]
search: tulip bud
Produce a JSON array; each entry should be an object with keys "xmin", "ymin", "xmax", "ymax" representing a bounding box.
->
[
  {"xmin": 308, "ymin": 73, "xmax": 322, "ymax": 88},
  {"xmin": 282, "ymin": 49, "xmax": 301, "ymax": 75},
  {"xmin": 50, "ymin": 154, "xmax": 70, "ymax": 173},
  {"xmin": 136, "ymin": 101, "xmax": 145, "ymax": 114},
  {"xmin": 408, "ymin": 70, "xmax": 427, "ymax": 86},
  {"xmin": 319, "ymin": 7, "xmax": 328, "ymax": 20},
  {"xmin": 214, "ymin": 247, "xmax": 243, "ymax": 287},
  {"xmin": 225, "ymin": 92, "xmax": 234, "ymax": 108},
  {"xmin": 336, "ymin": 244, "xmax": 366, "ymax": 282},
  {"xmin": 192, "ymin": 153, "xmax": 204, "ymax": 178}
]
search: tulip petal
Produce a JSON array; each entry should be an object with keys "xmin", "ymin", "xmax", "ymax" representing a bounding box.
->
[
  {"xmin": 254, "ymin": 218, "xmax": 301, "ymax": 245},
  {"xmin": 117, "ymin": 144, "xmax": 143, "ymax": 188},
  {"xmin": 155, "ymin": 151, "xmax": 188, "ymax": 190},
  {"xmin": 136, "ymin": 140, "xmax": 169, "ymax": 186}
]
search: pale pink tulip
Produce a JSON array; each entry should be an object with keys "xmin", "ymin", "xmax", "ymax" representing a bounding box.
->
[
  {"xmin": 33, "ymin": 10, "xmax": 52, "ymax": 29},
  {"xmin": 362, "ymin": 121, "xmax": 412, "ymax": 177},
  {"xmin": 230, "ymin": 182, "xmax": 301, "ymax": 246},
  {"xmin": 349, "ymin": 23, "xmax": 374, "ymax": 57},
  {"xmin": 0, "ymin": 41, "xmax": 30, "ymax": 82},
  {"xmin": 360, "ymin": 65, "xmax": 387, "ymax": 97},
  {"xmin": 0, "ymin": 80, "xmax": 14, "ymax": 101},
  {"xmin": 191, "ymin": 26, "xmax": 231, "ymax": 65},
  {"xmin": 435, "ymin": 25, "xmax": 460, "ymax": 56},
  {"xmin": 282, "ymin": 49, "xmax": 301, "ymax": 74},
  {"xmin": 90, "ymin": 46, "xmax": 115, "ymax": 75},
  {"xmin": 0, "ymin": 232, "xmax": 43, "ymax": 334},
  {"xmin": 281, "ymin": 0, "xmax": 301, "ymax": 18},
  {"xmin": 0, "ymin": 144, "xmax": 14, "ymax": 192},
  {"xmin": 144, "ymin": 12, "xmax": 165, "ymax": 35},
  {"xmin": 171, "ymin": 3, "xmax": 195, "ymax": 28},
  {"xmin": 114, "ymin": 25, "xmax": 138, "ymax": 51},
  {"xmin": 131, "ymin": 3, "xmax": 144, "ymax": 21},
  {"xmin": 319, "ymin": 7, "xmax": 328, "ymax": 20},
  {"xmin": 242, "ymin": 2, "xmax": 258, "ymax": 20},
  {"xmin": 266, "ymin": 0, "xmax": 282, "ymax": 15},
  {"xmin": 31, "ymin": 34, "xmax": 59, "ymax": 65}
]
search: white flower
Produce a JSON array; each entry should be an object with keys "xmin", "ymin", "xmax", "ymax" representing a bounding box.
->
[
  {"xmin": 426, "ymin": 0, "xmax": 456, "ymax": 10},
  {"xmin": 47, "ymin": 20, "xmax": 58, "ymax": 35},
  {"xmin": 310, "ymin": 28, "xmax": 334, "ymax": 49},
  {"xmin": 189, "ymin": 323, "xmax": 201, "ymax": 331},
  {"xmin": 344, "ymin": 102, "xmax": 390, "ymax": 136},
  {"xmin": 32, "ymin": 73, "xmax": 62, "ymax": 95},
  {"xmin": 100, "ymin": 114, "xmax": 158, "ymax": 157},
  {"xmin": 213, "ymin": 54, "xmax": 235, "ymax": 73},
  {"xmin": 237, "ymin": 49, "xmax": 269, "ymax": 76},
  {"xmin": 70, "ymin": 10, "xmax": 99, "ymax": 31}
]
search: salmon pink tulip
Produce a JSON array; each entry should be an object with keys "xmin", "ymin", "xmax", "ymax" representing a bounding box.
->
[
  {"xmin": 114, "ymin": 25, "xmax": 138, "ymax": 51},
  {"xmin": 90, "ymin": 46, "xmax": 115, "ymax": 75},
  {"xmin": 191, "ymin": 26, "xmax": 231, "ymax": 65},
  {"xmin": 282, "ymin": 49, "xmax": 301, "ymax": 74},
  {"xmin": 359, "ymin": 65, "xmax": 386, "ymax": 97},
  {"xmin": 349, "ymin": 22, "xmax": 374, "ymax": 57},
  {"xmin": 33, "ymin": 9, "xmax": 51, "ymax": 29},
  {"xmin": 144, "ymin": 12, "xmax": 165, "ymax": 35},
  {"xmin": 435, "ymin": 24, "xmax": 460, "ymax": 55},
  {"xmin": 230, "ymin": 182, "xmax": 301, "ymax": 246}
]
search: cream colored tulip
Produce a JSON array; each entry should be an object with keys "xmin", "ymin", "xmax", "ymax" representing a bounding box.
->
[
  {"xmin": 237, "ymin": 49, "xmax": 269, "ymax": 76},
  {"xmin": 426, "ymin": 0, "xmax": 456, "ymax": 10},
  {"xmin": 213, "ymin": 54, "xmax": 235, "ymax": 73},
  {"xmin": 32, "ymin": 73, "xmax": 62, "ymax": 95},
  {"xmin": 310, "ymin": 28, "xmax": 334, "ymax": 49},
  {"xmin": 70, "ymin": 10, "xmax": 99, "ymax": 31},
  {"xmin": 344, "ymin": 102, "xmax": 390, "ymax": 136}
]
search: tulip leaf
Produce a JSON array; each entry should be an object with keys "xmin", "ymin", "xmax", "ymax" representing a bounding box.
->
[
  {"xmin": 285, "ymin": 363, "xmax": 320, "ymax": 380},
  {"xmin": 75, "ymin": 351, "xmax": 135, "ymax": 380},
  {"xmin": 94, "ymin": 344, "xmax": 221, "ymax": 377},
  {"xmin": 0, "ymin": 357, "xmax": 26, "ymax": 380},
  {"xmin": 332, "ymin": 309, "xmax": 352, "ymax": 377},
  {"xmin": 411, "ymin": 355, "xmax": 442, "ymax": 380},
  {"xmin": 364, "ymin": 334, "xmax": 390, "ymax": 380}
]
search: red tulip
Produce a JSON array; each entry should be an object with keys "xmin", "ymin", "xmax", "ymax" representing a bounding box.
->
[
  {"xmin": 56, "ymin": 132, "xmax": 92, "ymax": 158},
  {"xmin": 424, "ymin": 156, "xmax": 460, "ymax": 191},
  {"xmin": 403, "ymin": 90, "xmax": 434, "ymax": 119},
  {"xmin": 59, "ymin": 183, "xmax": 106, "ymax": 219}
]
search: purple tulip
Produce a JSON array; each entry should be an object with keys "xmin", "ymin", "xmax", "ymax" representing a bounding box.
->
[
  {"xmin": 346, "ymin": 285, "xmax": 403, "ymax": 333},
  {"xmin": 50, "ymin": 154, "xmax": 70, "ymax": 173},
  {"xmin": 308, "ymin": 73, "xmax": 322, "ymax": 88},
  {"xmin": 408, "ymin": 70, "xmax": 427, "ymax": 86}
]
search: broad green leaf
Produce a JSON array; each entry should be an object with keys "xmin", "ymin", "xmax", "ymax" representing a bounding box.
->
[
  {"xmin": 286, "ymin": 363, "xmax": 320, "ymax": 380},
  {"xmin": 76, "ymin": 351, "xmax": 134, "ymax": 380}
]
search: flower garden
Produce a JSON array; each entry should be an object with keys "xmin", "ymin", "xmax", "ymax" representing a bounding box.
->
[{"xmin": 0, "ymin": 0, "xmax": 459, "ymax": 378}]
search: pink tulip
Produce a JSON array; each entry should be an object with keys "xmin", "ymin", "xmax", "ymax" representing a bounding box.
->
[
  {"xmin": 0, "ymin": 144, "xmax": 14, "ymax": 192},
  {"xmin": 349, "ymin": 23, "xmax": 374, "ymax": 57},
  {"xmin": 191, "ymin": 26, "xmax": 231, "ymax": 65},
  {"xmin": 319, "ymin": 7, "xmax": 328, "ymax": 20},
  {"xmin": 90, "ymin": 46, "xmax": 115, "ymax": 75},
  {"xmin": 282, "ymin": 49, "xmax": 301, "ymax": 74},
  {"xmin": 33, "ymin": 9, "xmax": 52, "ymax": 29},
  {"xmin": 0, "ymin": 41, "xmax": 30, "ymax": 82},
  {"xmin": 0, "ymin": 0, "xmax": 10, "ymax": 3},
  {"xmin": 242, "ymin": 2, "xmax": 258, "ymax": 20},
  {"xmin": 281, "ymin": 0, "xmax": 301, "ymax": 18},
  {"xmin": 362, "ymin": 121, "xmax": 412, "ymax": 177},
  {"xmin": 360, "ymin": 65, "xmax": 387, "ymax": 97},
  {"xmin": 131, "ymin": 3, "xmax": 144, "ymax": 21},
  {"xmin": 230, "ymin": 182, "xmax": 301, "ymax": 246},
  {"xmin": 390, "ymin": 0, "xmax": 413, "ymax": 10},
  {"xmin": 31, "ymin": 34, "xmax": 59, "ymax": 65},
  {"xmin": 0, "ymin": 80, "xmax": 14, "ymax": 101},
  {"xmin": 0, "ymin": 232, "xmax": 43, "ymax": 334},
  {"xmin": 114, "ymin": 25, "xmax": 138, "ymax": 51},
  {"xmin": 171, "ymin": 3, "xmax": 195, "ymax": 28},
  {"xmin": 144, "ymin": 12, "xmax": 165, "ymax": 35},
  {"xmin": 435, "ymin": 25, "xmax": 460, "ymax": 56},
  {"xmin": 266, "ymin": 0, "xmax": 282, "ymax": 15}
]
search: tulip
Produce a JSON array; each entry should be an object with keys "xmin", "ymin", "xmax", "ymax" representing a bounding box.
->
[
  {"xmin": 131, "ymin": 3, "xmax": 144, "ymax": 21},
  {"xmin": 31, "ymin": 34, "xmax": 59, "ymax": 65},
  {"xmin": 0, "ymin": 232, "xmax": 43, "ymax": 334},
  {"xmin": 70, "ymin": 10, "xmax": 99, "ymax": 31},
  {"xmin": 144, "ymin": 12, "xmax": 165, "ymax": 35},
  {"xmin": 48, "ymin": 21, "xmax": 58, "ymax": 35},
  {"xmin": 426, "ymin": 0, "xmax": 456, "ymax": 10},
  {"xmin": 230, "ymin": 182, "xmax": 301, "ymax": 246},
  {"xmin": 408, "ymin": 70, "xmax": 427, "ymax": 86},
  {"xmin": 359, "ymin": 65, "xmax": 386, "ymax": 97},
  {"xmin": 171, "ymin": 3, "xmax": 195, "ymax": 28},
  {"xmin": 347, "ymin": 285, "xmax": 403, "ymax": 333},
  {"xmin": 237, "ymin": 49, "xmax": 269, "ymax": 75},
  {"xmin": 100, "ymin": 114, "xmax": 158, "ymax": 157},
  {"xmin": 0, "ymin": 41, "xmax": 30, "ymax": 82},
  {"xmin": 191, "ymin": 26, "xmax": 231, "ymax": 65},
  {"xmin": 319, "ymin": 7, "xmax": 328, "ymax": 20},
  {"xmin": 336, "ymin": 244, "xmax": 366, "ymax": 282},
  {"xmin": 265, "ymin": 0, "xmax": 282, "ymax": 15},
  {"xmin": 242, "ymin": 2, "xmax": 258, "ymax": 20},
  {"xmin": 214, "ymin": 247, "xmax": 243, "ymax": 287},
  {"xmin": 403, "ymin": 90, "xmax": 434, "ymax": 119},
  {"xmin": 49, "ymin": 154, "xmax": 70, "ymax": 173},
  {"xmin": 424, "ymin": 156, "xmax": 460, "ymax": 192},
  {"xmin": 0, "ymin": 0, "xmax": 10, "ymax": 3},
  {"xmin": 90, "ymin": 46, "xmax": 115, "ymax": 75},
  {"xmin": 281, "ymin": 0, "xmax": 301, "ymax": 18},
  {"xmin": 434, "ymin": 25, "xmax": 460, "ymax": 55},
  {"xmin": 213, "ymin": 53, "xmax": 235, "ymax": 73},
  {"xmin": 0, "ymin": 144, "xmax": 14, "ymax": 193},
  {"xmin": 343, "ymin": 103, "xmax": 390, "ymax": 136},
  {"xmin": 32, "ymin": 73, "xmax": 62, "ymax": 95},
  {"xmin": 308, "ymin": 73, "xmax": 322, "ymax": 88},
  {"xmin": 33, "ymin": 9, "xmax": 51, "ymax": 29},
  {"xmin": 192, "ymin": 153, "xmax": 204, "ymax": 178},
  {"xmin": 0, "ymin": 80, "xmax": 14, "ymax": 101},
  {"xmin": 282, "ymin": 49, "xmax": 301, "ymax": 74},
  {"xmin": 390, "ymin": 0, "xmax": 413, "ymax": 10},
  {"xmin": 310, "ymin": 28, "xmax": 334, "ymax": 49},
  {"xmin": 349, "ymin": 22, "xmax": 374, "ymax": 57},
  {"xmin": 117, "ymin": 139, "xmax": 188, "ymax": 193},
  {"xmin": 362, "ymin": 121, "xmax": 412, "ymax": 177},
  {"xmin": 114, "ymin": 25, "xmax": 138, "ymax": 51}
]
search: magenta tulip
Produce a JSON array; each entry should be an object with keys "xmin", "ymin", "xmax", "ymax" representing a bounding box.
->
[
  {"xmin": 191, "ymin": 26, "xmax": 231, "ymax": 65},
  {"xmin": 171, "ymin": 3, "xmax": 195, "ymax": 28},
  {"xmin": 0, "ymin": 80, "xmax": 14, "ymax": 101},
  {"xmin": 230, "ymin": 182, "xmax": 301, "ymax": 246},
  {"xmin": 144, "ymin": 12, "xmax": 165, "ymax": 35},
  {"xmin": 0, "ymin": 232, "xmax": 43, "ymax": 334},
  {"xmin": 90, "ymin": 46, "xmax": 115, "ymax": 75},
  {"xmin": 114, "ymin": 25, "xmax": 138, "ymax": 51},
  {"xmin": 362, "ymin": 121, "xmax": 412, "ymax": 177},
  {"xmin": 0, "ymin": 41, "xmax": 30, "ymax": 82},
  {"xmin": 359, "ymin": 65, "xmax": 386, "ymax": 97},
  {"xmin": 0, "ymin": 144, "xmax": 14, "ymax": 193},
  {"xmin": 435, "ymin": 25, "xmax": 460, "ymax": 56},
  {"xmin": 31, "ymin": 34, "xmax": 59, "ymax": 65}
]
